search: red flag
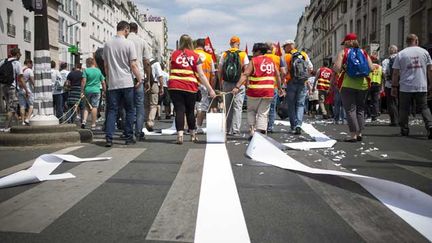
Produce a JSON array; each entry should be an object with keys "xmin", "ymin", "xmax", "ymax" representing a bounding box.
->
[
  {"xmin": 204, "ymin": 37, "xmax": 217, "ymax": 63},
  {"xmin": 245, "ymin": 44, "xmax": 248, "ymax": 55},
  {"xmin": 275, "ymin": 42, "xmax": 282, "ymax": 56}
]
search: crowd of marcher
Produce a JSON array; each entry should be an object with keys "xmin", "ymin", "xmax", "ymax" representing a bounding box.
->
[{"xmin": 1, "ymin": 20, "xmax": 431, "ymax": 146}]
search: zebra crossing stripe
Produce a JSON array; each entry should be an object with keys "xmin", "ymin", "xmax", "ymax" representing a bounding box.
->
[
  {"xmin": 0, "ymin": 148, "xmax": 145, "ymax": 233},
  {"xmin": 0, "ymin": 146, "xmax": 83, "ymax": 178},
  {"xmin": 195, "ymin": 143, "xmax": 251, "ymax": 243},
  {"xmin": 146, "ymin": 149, "xmax": 205, "ymax": 242}
]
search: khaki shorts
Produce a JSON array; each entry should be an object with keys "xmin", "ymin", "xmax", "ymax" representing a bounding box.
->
[{"xmin": 2, "ymin": 85, "xmax": 18, "ymax": 113}]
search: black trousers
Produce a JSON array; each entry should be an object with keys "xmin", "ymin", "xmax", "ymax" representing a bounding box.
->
[
  {"xmin": 384, "ymin": 87, "xmax": 399, "ymax": 125},
  {"xmin": 399, "ymin": 92, "xmax": 432, "ymax": 130},
  {"xmin": 169, "ymin": 90, "xmax": 197, "ymax": 132}
]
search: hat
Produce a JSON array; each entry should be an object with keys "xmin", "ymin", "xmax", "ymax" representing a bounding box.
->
[
  {"xmin": 230, "ymin": 36, "xmax": 240, "ymax": 44},
  {"xmin": 282, "ymin": 39, "xmax": 295, "ymax": 46},
  {"xmin": 341, "ymin": 33, "xmax": 357, "ymax": 44}
]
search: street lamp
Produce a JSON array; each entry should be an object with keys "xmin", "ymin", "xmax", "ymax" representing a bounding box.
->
[{"xmin": 67, "ymin": 21, "xmax": 86, "ymax": 28}]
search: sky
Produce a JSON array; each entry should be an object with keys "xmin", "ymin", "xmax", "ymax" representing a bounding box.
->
[{"xmin": 134, "ymin": 0, "xmax": 310, "ymax": 53}]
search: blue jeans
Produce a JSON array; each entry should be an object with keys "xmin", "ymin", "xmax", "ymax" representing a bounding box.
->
[
  {"xmin": 53, "ymin": 93, "xmax": 64, "ymax": 119},
  {"xmin": 267, "ymin": 90, "xmax": 278, "ymax": 131},
  {"xmin": 134, "ymin": 84, "xmax": 145, "ymax": 138},
  {"xmin": 333, "ymin": 89, "xmax": 346, "ymax": 122},
  {"xmin": 286, "ymin": 80, "xmax": 307, "ymax": 129},
  {"xmin": 105, "ymin": 87, "xmax": 134, "ymax": 142}
]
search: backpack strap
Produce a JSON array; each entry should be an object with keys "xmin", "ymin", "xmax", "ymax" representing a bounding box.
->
[{"xmin": 150, "ymin": 59, "xmax": 158, "ymax": 66}]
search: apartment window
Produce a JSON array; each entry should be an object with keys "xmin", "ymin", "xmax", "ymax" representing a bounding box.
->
[
  {"xmin": 59, "ymin": 17, "xmax": 64, "ymax": 41},
  {"xmin": 385, "ymin": 24, "xmax": 391, "ymax": 55},
  {"xmin": 386, "ymin": 0, "xmax": 391, "ymax": 10},
  {"xmin": 356, "ymin": 19, "xmax": 361, "ymax": 38},
  {"xmin": 24, "ymin": 16, "xmax": 31, "ymax": 42},
  {"xmin": 371, "ymin": 8, "xmax": 377, "ymax": 33},
  {"xmin": 350, "ymin": 19, "xmax": 353, "ymax": 32},
  {"xmin": 92, "ymin": 22, "xmax": 95, "ymax": 36},
  {"xmin": 69, "ymin": 26, "xmax": 73, "ymax": 43},
  {"xmin": 25, "ymin": 51, "xmax": 31, "ymax": 61},
  {"xmin": 363, "ymin": 15, "xmax": 367, "ymax": 44},
  {"xmin": 398, "ymin": 17, "xmax": 405, "ymax": 49},
  {"xmin": 7, "ymin": 9, "xmax": 15, "ymax": 37},
  {"xmin": 428, "ymin": 8, "xmax": 432, "ymax": 44}
]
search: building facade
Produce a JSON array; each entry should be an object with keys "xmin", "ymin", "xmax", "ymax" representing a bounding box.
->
[
  {"xmin": 0, "ymin": 0, "xmax": 34, "ymax": 60},
  {"xmin": 57, "ymin": 0, "xmax": 167, "ymax": 68}
]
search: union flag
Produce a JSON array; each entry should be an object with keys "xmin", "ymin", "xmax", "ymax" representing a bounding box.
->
[{"xmin": 204, "ymin": 37, "xmax": 217, "ymax": 63}]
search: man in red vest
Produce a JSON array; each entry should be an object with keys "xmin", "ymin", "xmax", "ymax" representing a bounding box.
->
[
  {"xmin": 313, "ymin": 62, "xmax": 334, "ymax": 119},
  {"xmin": 232, "ymin": 43, "xmax": 283, "ymax": 140}
]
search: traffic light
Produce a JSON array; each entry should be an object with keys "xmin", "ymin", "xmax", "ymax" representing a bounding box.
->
[{"xmin": 22, "ymin": 0, "xmax": 34, "ymax": 12}]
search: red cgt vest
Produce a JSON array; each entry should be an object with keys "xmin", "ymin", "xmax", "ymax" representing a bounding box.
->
[
  {"xmin": 246, "ymin": 55, "xmax": 276, "ymax": 98},
  {"xmin": 316, "ymin": 67, "xmax": 333, "ymax": 91},
  {"xmin": 168, "ymin": 49, "xmax": 200, "ymax": 93}
]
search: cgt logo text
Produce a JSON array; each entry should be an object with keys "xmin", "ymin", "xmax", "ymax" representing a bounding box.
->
[
  {"xmin": 176, "ymin": 55, "xmax": 195, "ymax": 68},
  {"xmin": 260, "ymin": 61, "xmax": 275, "ymax": 74}
]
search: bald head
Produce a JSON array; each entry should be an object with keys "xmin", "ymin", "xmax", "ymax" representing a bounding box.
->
[
  {"xmin": 388, "ymin": 45, "xmax": 398, "ymax": 55},
  {"xmin": 406, "ymin": 34, "xmax": 419, "ymax": 46}
]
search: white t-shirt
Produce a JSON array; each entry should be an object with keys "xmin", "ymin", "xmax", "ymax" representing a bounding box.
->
[
  {"xmin": 393, "ymin": 46, "xmax": 432, "ymax": 92},
  {"xmin": 21, "ymin": 66, "xmax": 34, "ymax": 93},
  {"xmin": 51, "ymin": 69, "xmax": 63, "ymax": 95},
  {"xmin": 151, "ymin": 60, "xmax": 163, "ymax": 85},
  {"xmin": 161, "ymin": 70, "xmax": 169, "ymax": 87},
  {"xmin": 127, "ymin": 32, "xmax": 152, "ymax": 79}
]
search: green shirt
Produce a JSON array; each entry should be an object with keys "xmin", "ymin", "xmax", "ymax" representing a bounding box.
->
[
  {"xmin": 342, "ymin": 74, "xmax": 369, "ymax": 90},
  {"xmin": 83, "ymin": 67, "xmax": 104, "ymax": 94}
]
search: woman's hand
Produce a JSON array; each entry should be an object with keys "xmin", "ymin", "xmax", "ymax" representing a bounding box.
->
[{"xmin": 208, "ymin": 88, "xmax": 216, "ymax": 98}]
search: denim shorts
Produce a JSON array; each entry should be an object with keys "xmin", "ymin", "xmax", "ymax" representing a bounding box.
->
[
  {"xmin": 18, "ymin": 90, "xmax": 34, "ymax": 108},
  {"xmin": 85, "ymin": 92, "xmax": 101, "ymax": 108}
]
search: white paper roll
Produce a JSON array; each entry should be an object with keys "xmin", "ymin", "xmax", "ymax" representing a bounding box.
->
[{"xmin": 206, "ymin": 113, "xmax": 226, "ymax": 143}]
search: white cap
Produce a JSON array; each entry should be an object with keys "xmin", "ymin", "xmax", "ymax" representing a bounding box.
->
[{"xmin": 282, "ymin": 39, "xmax": 295, "ymax": 46}]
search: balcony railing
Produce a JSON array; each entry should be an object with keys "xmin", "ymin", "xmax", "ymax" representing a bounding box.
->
[
  {"xmin": 7, "ymin": 24, "xmax": 16, "ymax": 37},
  {"xmin": 24, "ymin": 30, "xmax": 31, "ymax": 42}
]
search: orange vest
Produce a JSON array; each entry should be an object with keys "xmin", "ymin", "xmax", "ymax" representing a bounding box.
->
[
  {"xmin": 168, "ymin": 49, "xmax": 200, "ymax": 93},
  {"xmin": 316, "ymin": 67, "xmax": 332, "ymax": 91},
  {"xmin": 246, "ymin": 55, "xmax": 276, "ymax": 98},
  {"xmin": 194, "ymin": 49, "xmax": 213, "ymax": 83}
]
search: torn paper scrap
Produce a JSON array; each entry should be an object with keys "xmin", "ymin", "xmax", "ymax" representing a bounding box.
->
[{"xmin": 0, "ymin": 154, "xmax": 111, "ymax": 189}]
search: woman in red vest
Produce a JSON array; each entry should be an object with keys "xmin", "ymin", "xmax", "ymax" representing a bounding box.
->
[
  {"xmin": 233, "ymin": 43, "xmax": 283, "ymax": 140},
  {"xmin": 168, "ymin": 34, "xmax": 216, "ymax": 144}
]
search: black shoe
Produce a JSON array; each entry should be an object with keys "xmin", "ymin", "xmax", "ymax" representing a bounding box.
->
[
  {"xmin": 344, "ymin": 138, "xmax": 357, "ymax": 143},
  {"xmin": 401, "ymin": 128, "xmax": 409, "ymax": 136},
  {"xmin": 356, "ymin": 135, "xmax": 363, "ymax": 141},
  {"xmin": 81, "ymin": 123, "xmax": 86, "ymax": 129},
  {"xmin": 147, "ymin": 127, "xmax": 154, "ymax": 132},
  {"xmin": 165, "ymin": 115, "xmax": 171, "ymax": 119},
  {"xmin": 125, "ymin": 139, "xmax": 136, "ymax": 145},
  {"xmin": 428, "ymin": 127, "xmax": 432, "ymax": 140},
  {"xmin": 294, "ymin": 127, "xmax": 302, "ymax": 135},
  {"xmin": 105, "ymin": 141, "xmax": 113, "ymax": 147}
]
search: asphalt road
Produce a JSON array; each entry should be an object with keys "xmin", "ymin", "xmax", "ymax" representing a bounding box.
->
[{"xmin": 0, "ymin": 114, "xmax": 431, "ymax": 243}]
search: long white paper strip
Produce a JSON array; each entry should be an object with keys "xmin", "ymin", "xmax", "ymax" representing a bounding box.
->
[
  {"xmin": 194, "ymin": 112, "xmax": 250, "ymax": 243},
  {"xmin": 274, "ymin": 120, "xmax": 337, "ymax": 150},
  {"xmin": 246, "ymin": 133, "xmax": 432, "ymax": 241},
  {"xmin": 0, "ymin": 154, "xmax": 111, "ymax": 188}
]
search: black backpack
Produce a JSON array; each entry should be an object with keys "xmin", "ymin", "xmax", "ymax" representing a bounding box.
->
[
  {"xmin": 290, "ymin": 52, "xmax": 309, "ymax": 81},
  {"xmin": 0, "ymin": 58, "xmax": 15, "ymax": 86},
  {"xmin": 386, "ymin": 56, "xmax": 396, "ymax": 81},
  {"xmin": 222, "ymin": 50, "xmax": 241, "ymax": 83}
]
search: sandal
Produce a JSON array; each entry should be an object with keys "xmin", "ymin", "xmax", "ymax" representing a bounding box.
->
[
  {"xmin": 191, "ymin": 132, "xmax": 198, "ymax": 143},
  {"xmin": 176, "ymin": 135, "xmax": 184, "ymax": 145}
]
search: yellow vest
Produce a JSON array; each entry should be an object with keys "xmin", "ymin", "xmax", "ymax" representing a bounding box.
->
[
  {"xmin": 369, "ymin": 64, "xmax": 382, "ymax": 85},
  {"xmin": 194, "ymin": 49, "xmax": 214, "ymax": 81}
]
